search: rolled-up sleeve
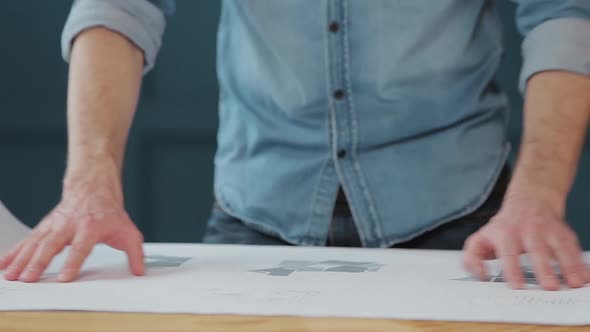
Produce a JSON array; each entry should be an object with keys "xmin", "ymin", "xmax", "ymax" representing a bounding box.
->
[
  {"xmin": 61, "ymin": 0, "xmax": 174, "ymax": 74},
  {"xmin": 513, "ymin": 1, "xmax": 590, "ymax": 93}
]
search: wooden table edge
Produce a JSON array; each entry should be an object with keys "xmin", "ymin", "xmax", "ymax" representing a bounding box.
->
[{"xmin": 1, "ymin": 312, "xmax": 587, "ymax": 332}]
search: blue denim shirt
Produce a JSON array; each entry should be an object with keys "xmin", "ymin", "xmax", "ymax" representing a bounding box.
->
[{"xmin": 61, "ymin": 1, "xmax": 590, "ymax": 247}]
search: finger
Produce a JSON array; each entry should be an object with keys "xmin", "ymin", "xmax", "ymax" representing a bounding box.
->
[
  {"xmin": 1, "ymin": 226, "xmax": 49, "ymax": 270},
  {"xmin": 4, "ymin": 240, "xmax": 41, "ymax": 281},
  {"xmin": 0, "ymin": 240, "xmax": 26, "ymax": 270},
  {"xmin": 20, "ymin": 233, "xmax": 71, "ymax": 283},
  {"xmin": 463, "ymin": 234, "xmax": 495, "ymax": 281},
  {"xmin": 58, "ymin": 233, "xmax": 97, "ymax": 283},
  {"xmin": 123, "ymin": 231, "xmax": 145, "ymax": 276},
  {"xmin": 497, "ymin": 235, "xmax": 524, "ymax": 289},
  {"xmin": 524, "ymin": 238, "xmax": 559, "ymax": 291},
  {"xmin": 550, "ymin": 233, "xmax": 587, "ymax": 289}
]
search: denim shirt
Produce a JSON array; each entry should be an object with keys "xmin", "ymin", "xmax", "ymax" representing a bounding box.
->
[{"xmin": 61, "ymin": 1, "xmax": 590, "ymax": 247}]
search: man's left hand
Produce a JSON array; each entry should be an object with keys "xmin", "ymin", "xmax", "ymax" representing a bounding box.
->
[{"xmin": 463, "ymin": 191, "xmax": 590, "ymax": 291}]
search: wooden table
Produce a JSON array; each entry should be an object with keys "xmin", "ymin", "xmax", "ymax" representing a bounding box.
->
[{"xmin": 1, "ymin": 312, "xmax": 587, "ymax": 332}]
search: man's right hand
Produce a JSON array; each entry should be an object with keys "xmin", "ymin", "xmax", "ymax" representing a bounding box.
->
[
  {"xmin": 0, "ymin": 164, "xmax": 145, "ymax": 283},
  {"xmin": 0, "ymin": 26, "xmax": 148, "ymax": 283}
]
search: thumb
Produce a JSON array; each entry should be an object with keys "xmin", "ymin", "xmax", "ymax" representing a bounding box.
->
[
  {"xmin": 463, "ymin": 233, "xmax": 496, "ymax": 280},
  {"xmin": 119, "ymin": 229, "xmax": 145, "ymax": 276}
]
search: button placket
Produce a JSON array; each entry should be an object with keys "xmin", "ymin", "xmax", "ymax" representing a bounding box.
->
[
  {"xmin": 327, "ymin": 1, "xmax": 349, "ymax": 163},
  {"xmin": 329, "ymin": 21, "xmax": 340, "ymax": 32}
]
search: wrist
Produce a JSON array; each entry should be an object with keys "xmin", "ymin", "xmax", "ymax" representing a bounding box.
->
[
  {"xmin": 502, "ymin": 177, "xmax": 567, "ymax": 218},
  {"xmin": 63, "ymin": 155, "xmax": 123, "ymax": 197},
  {"xmin": 504, "ymin": 151, "xmax": 575, "ymax": 217},
  {"xmin": 65, "ymin": 147, "xmax": 121, "ymax": 176}
]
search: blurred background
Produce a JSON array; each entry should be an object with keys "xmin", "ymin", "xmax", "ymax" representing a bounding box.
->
[{"xmin": 1, "ymin": 1, "xmax": 590, "ymax": 247}]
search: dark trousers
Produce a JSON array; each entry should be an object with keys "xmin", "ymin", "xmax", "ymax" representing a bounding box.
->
[{"xmin": 202, "ymin": 167, "xmax": 510, "ymax": 249}]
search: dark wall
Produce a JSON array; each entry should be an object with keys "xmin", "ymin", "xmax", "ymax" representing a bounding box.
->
[{"xmin": 1, "ymin": 1, "xmax": 589, "ymax": 247}]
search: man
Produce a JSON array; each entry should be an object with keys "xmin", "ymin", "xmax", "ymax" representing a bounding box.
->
[{"xmin": 1, "ymin": 0, "xmax": 589, "ymax": 291}]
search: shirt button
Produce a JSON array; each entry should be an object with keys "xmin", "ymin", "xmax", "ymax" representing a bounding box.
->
[
  {"xmin": 329, "ymin": 22, "xmax": 340, "ymax": 32},
  {"xmin": 337, "ymin": 149, "xmax": 347, "ymax": 159},
  {"xmin": 333, "ymin": 89, "xmax": 344, "ymax": 100}
]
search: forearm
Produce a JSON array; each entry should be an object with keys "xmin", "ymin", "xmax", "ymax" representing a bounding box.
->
[
  {"xmin": 506, "ymin": 71, "xmax": 590, "ymax": 213},
  {"xmin": 64, "ymin": 27, "xmax": 144, "ymax": 185}
]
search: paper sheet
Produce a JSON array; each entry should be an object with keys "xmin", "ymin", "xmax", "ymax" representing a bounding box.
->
[
  {"xmin": 0, "ymin": 201, "xmax": 30, "ymax": 256},
  {"xmin": 1, "ymin": 242, "xmax": 590, "ymax": 325}
]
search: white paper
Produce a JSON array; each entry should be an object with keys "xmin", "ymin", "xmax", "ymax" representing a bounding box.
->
[
  {"xmin": 0, "ymin": 201, "xmax": 30, "ymax": 256},
  {"xmin": 1, "ymin": 243, "xmax": 590, "ymax": 325}
]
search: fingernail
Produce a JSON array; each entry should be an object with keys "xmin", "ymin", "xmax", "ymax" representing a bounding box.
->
[
  {"xmin": 546, "ymin": 282, "xmax": 560, "ymax": 291},
  {"xmin": 473, "ymin": 265, "xmax": 481, "ymax": 276},
  {"xmin": 58, "ymin": 273, "xmax": 70, "ymax": 282},
  {"xmin": 572, "ymin": 274, "xmax": 584, "ymax": 287},
  {"xmin": 5, "ymin": 267, "xmax": 17, "ymax": 276},
  {"xmin": 20, "ymin": 271, "xmax": 31, "ymax": 281},
  {"xmin": 476, "ymin": 269, "xmax": 486, "ymax": 281},
  {"xmin": 4, "ymin": 269, "xmax": 18, "ymax": 281}
]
